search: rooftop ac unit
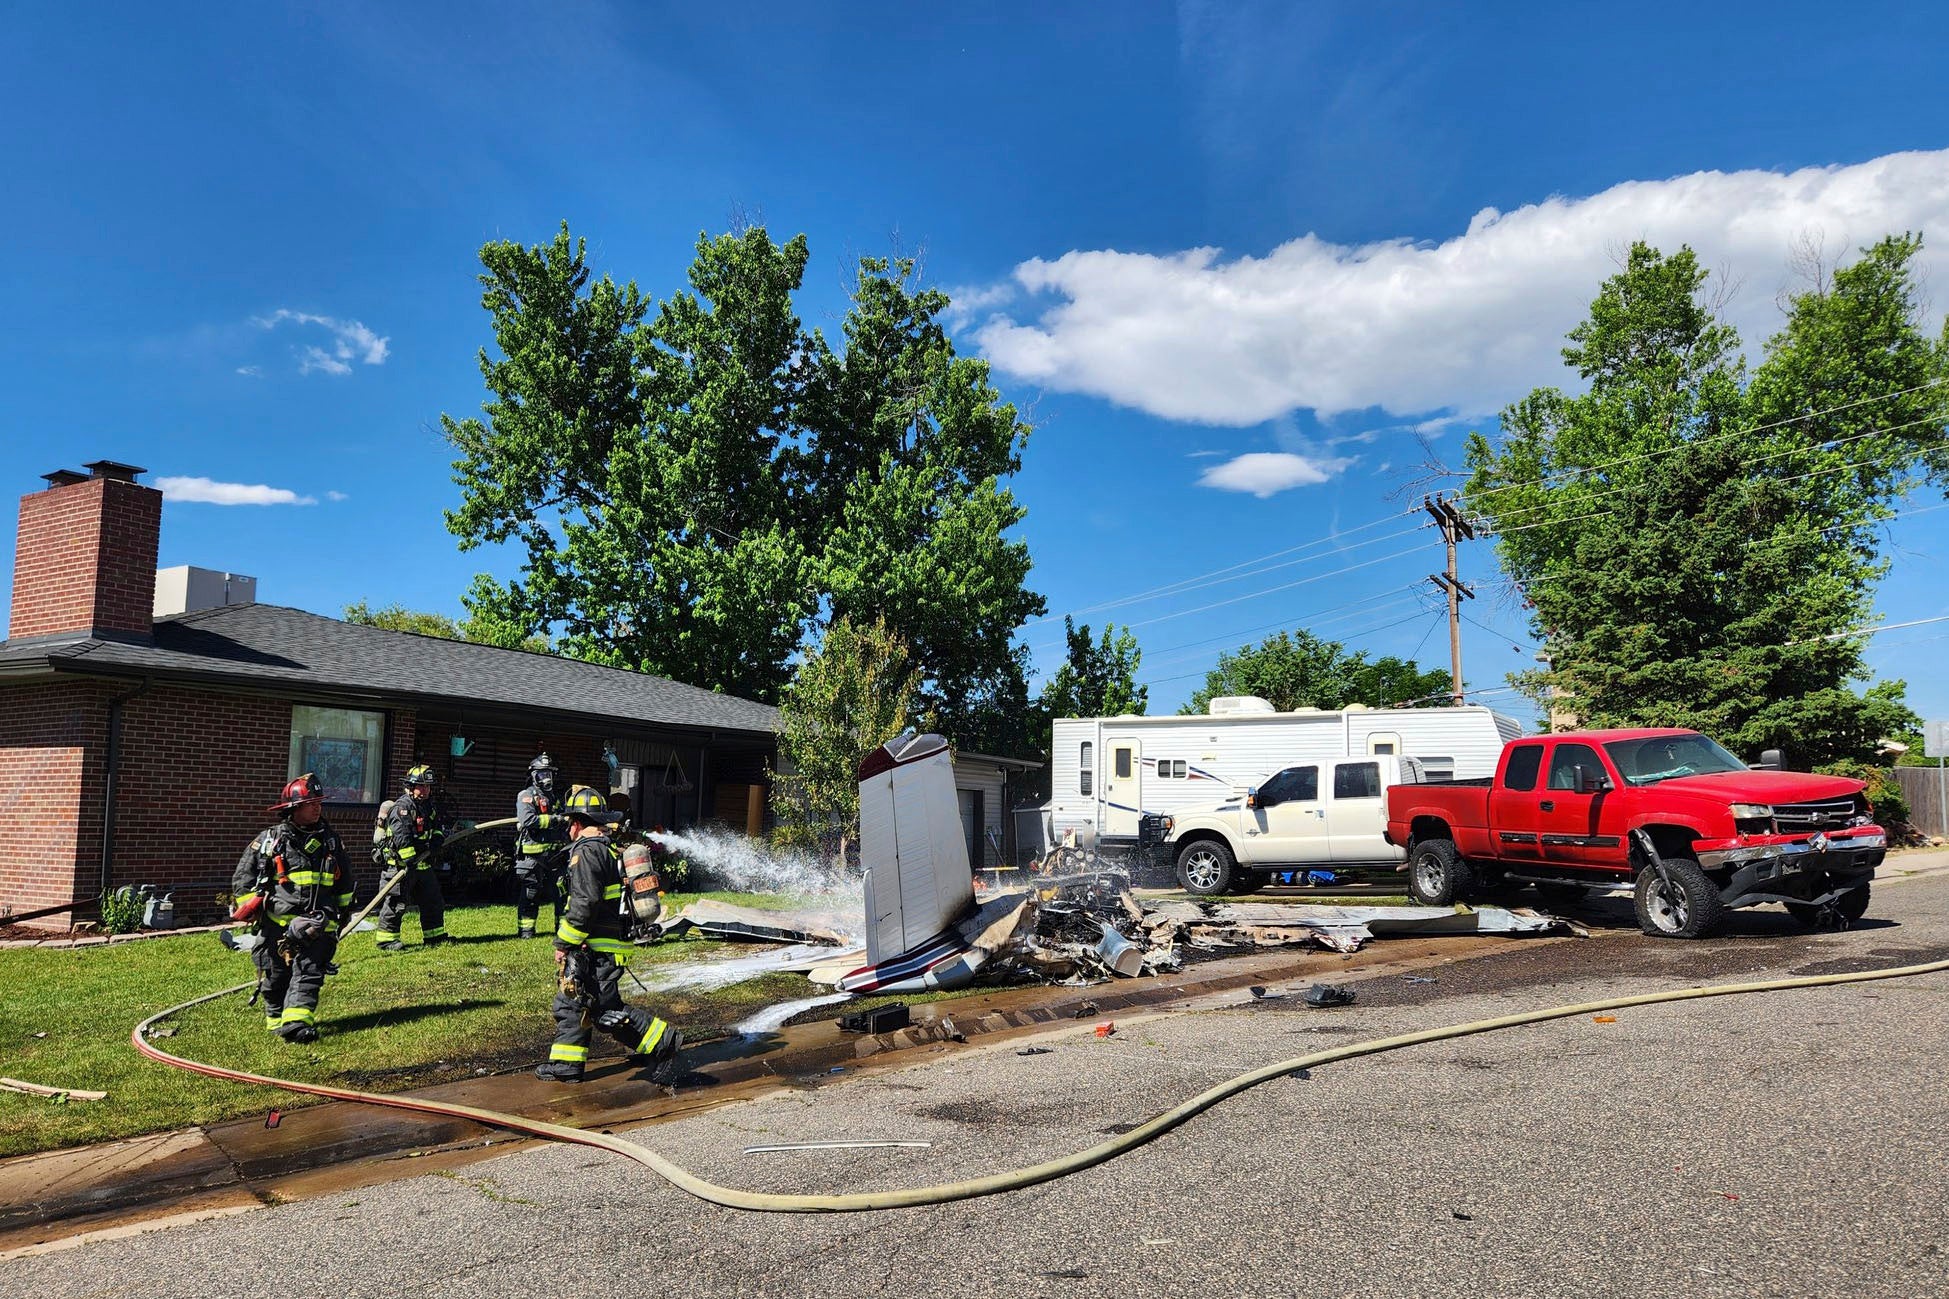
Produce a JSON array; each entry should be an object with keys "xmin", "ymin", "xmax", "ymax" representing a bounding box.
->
[{"xmin": 1207, "ymin": 696, "xmax": 1276, "ymax": 716}]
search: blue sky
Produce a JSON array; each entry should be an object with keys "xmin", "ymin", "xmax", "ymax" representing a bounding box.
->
[{"xmin": 5, "ymin": 2, "xmax": 1949, "ymax": 729}]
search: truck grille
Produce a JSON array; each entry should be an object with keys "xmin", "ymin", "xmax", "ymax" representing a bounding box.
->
[{"xmin": 1772, "ymin": 797, "xmax": 1864, "ymax": 832}]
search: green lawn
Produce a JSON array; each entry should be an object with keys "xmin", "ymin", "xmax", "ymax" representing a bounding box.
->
[{"xmin": 0, "ymin": 895, "xmax": 897, "ymax": 1159}]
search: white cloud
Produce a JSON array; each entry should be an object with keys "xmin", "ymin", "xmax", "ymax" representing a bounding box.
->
[
  {"xmin": 254, "ymin": 309, "xmax": 390, "ymax": 375},
  {"xmin": 235, "ymin": 365, "xmax": 263, "ymax": 377},
  {"xmin": 157, "ymin": 476, "xmax": 318, "ymax": 506},
  {"xmin": 1197, "ymin": 452, "xmax": 1341, "ymax": 497},
  {"xmin": 974, "ymin": 149, "xmax": 1949, "ymax": 425},
  {"xmin": 326, "ymin": 490, "xmax": 349, "ymax": 502}
]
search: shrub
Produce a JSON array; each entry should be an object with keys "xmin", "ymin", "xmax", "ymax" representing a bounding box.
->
[{"xmin": 99, "ymin": 885, "xmax": 145, "ymax": 935}]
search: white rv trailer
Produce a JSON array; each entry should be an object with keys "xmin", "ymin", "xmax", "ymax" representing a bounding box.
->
[{"xmin": 1043, "ymin": 697, "xmax": 1525, "ymax": 850}]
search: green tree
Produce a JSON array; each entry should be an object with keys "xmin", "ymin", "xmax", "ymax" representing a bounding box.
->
[
  {"xmin": 443, "ymin": 225, "xmax": 816, "ymax": 703},
  {"xmin": 1181, "ymin": 630, "xmax": 1451, "ymax": 714},
  {"xmin": 343, "ymin": 599, "xmax": 548, "ymax": 653},
  {"xmin": 801, "ymin": 256, "xmax": 1046, "ymax": 752},
  {"xmin": 1463, "ymin": 238, "xmax": 1947, "ymax": 766},
  {"xmin": 770, "ymin": 616, "xmax": 920, "ymax": 863},
  {"xmin": 442, "ymin": 229, "xmax": 1045, "ymax": 742},
  {"xmin": 1037, "ymin": 617, "xmax": 1147, "ymax": 745}
]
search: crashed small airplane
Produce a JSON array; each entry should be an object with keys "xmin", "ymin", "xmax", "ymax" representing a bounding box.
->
[{"xmin": 817, "ymin": 731, "xmax": 1033, "ymax": 995}]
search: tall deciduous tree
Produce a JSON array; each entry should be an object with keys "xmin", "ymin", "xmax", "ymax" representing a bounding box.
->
[
  {"xmin": 1463, "ymin": 238, "xmax": 1948, "ymax": 766},
  {"xmin": 1181, "ymin": 630, "xmax": 1451, "ymax": 714},
  {"xmin": 442, "ymin": 229, "xmax": 1044, "ymax": 747},
  {"xmin": 1038, "ymin": 617, "xmax": 1147, "ymax": 732},
  {"xmin": 343, "ymin": 599, "xmax": 548, "ymax": 652},
  {"xmin": 800, "ymin": 257, "xmax": 1045, "ymax": 752},
  {"xmin": 770, "ymin": 616, "xmax": 919, "ymax": 863}
]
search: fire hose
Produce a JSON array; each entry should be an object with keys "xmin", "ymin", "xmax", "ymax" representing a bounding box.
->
[{"xmin": 133, "ymin": 904, "xmax": 1949, "ymax": 1215}]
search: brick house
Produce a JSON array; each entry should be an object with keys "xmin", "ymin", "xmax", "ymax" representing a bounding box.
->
[{"xmin": 0, "ymin": 462, "xmax": 782, "ymax": 927}]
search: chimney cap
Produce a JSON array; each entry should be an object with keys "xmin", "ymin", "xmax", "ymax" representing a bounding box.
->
[
  {"xmin": 41, "ymin": 469, "xmax": 89, "ymax": 487},
  {"xmin": 83, "ymin": 460, "xmax": 147, "ymax": 483}
]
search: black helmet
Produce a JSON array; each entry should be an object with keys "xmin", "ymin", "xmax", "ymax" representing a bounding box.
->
[
  {"xmin": 405, "ymin": 763, "xmax": 437, "ymax": 793},
  {"xmin": 529, "ymin": 753, "xmax": 557, "ymax": 793},
  {"xmin": 564, "ymin": 785, "xmax": 622, "ymax": 825}
]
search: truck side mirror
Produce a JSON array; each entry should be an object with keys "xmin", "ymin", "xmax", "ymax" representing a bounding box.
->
[
  {"xmin": 1756, "ymin": 748, "xmax": 1783, "ymax": 771},
  {"xmin": 1244, "ymin": 786, "xmax": 1259, "ymax": 809},
  {"xmin": 1575, "ymin": 766, "xmax": 1611, "ymax": 795}
]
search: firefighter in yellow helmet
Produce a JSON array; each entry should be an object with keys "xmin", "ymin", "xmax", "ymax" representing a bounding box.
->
[
  {"xmin": 536, "ymin": 786, "xmax": 684, "ymax": 1083},
  {"xmin": 229, "ymin": 773, "xmax": 354, "ymax": 1042},
  {"xmin": 374, "ymin": 764, "xmax": 449, "ymax": 951}
]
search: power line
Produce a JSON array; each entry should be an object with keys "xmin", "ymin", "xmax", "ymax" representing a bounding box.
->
[
  {"xmin": 1459, "ymin": 377, "xmax": 1947, "ymax": 511},
  {"xmin": 1022, "ymin": 508, "xmax": 1421, "ymax": 631}
]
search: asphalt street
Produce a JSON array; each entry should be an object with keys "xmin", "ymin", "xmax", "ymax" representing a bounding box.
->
[{"xmin": 9, "ymin": 872, "xmax": 1949, "ymax": 1299}]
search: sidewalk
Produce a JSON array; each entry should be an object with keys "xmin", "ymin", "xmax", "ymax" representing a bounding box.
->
[{"xmin": 0, "ymin": 930, "xmax": 1527, "ymax": 1253}]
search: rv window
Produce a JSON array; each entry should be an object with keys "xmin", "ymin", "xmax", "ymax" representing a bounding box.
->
[
  {"xmin": 1418, "ymin": 756, "xmax": 1455, "ymax": 782},
  {"xmin": 1333, "ymin": 762, "xmax": 1382, "ymax": 800},
  {"xmin": 1080, "ymin": 742, "xmax": 1093, "ymax": 796},
  {"xmin": 1372, "ymin": 741, "xmax": 1395, "ymax": 755},
  {"xmin": 1503, "ymin": 744, "xmax": 1544, "ymax": 791},
  {"xmin": 1171, "ymin": 759, "xmax": 1186, "ymax": 779},
  {"xmin": 1114, "ymin": 748, "xmax": 1133, "ymax": 779}
]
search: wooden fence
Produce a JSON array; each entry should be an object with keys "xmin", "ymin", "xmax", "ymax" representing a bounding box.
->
[{"xmin": 1893, "ymin": 766, "xmax": 1949, "ymax": 839}]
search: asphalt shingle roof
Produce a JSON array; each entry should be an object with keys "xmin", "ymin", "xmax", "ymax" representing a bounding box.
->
[{"xmin": 0, "ymin": 603, "xmax": 780, "ymax": 736}]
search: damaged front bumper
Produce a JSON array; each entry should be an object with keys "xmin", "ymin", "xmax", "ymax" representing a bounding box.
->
[{"xmin": 1695, "ymin": 825, "xmax": 1886, "ymax": 909}]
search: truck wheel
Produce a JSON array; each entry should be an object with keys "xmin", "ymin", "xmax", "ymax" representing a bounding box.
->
[
  {"xmin": 1175, "ymin": 840, "xmax": 1235, "ymax": 895},
  {"xmin": 1785, "ymin": 881, "xmax": 1872, "ymax": 928},
  {"xmin": 1408, "ymin": 839, "xmax": 1473, "ymax": 905},
  {"xmin": 1632, "ymin": 856, "xmax": 1724, "ymax": 939}
]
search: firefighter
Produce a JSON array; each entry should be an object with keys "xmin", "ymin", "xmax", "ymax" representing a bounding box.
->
[
  {"xmin": 231, "ymin": 773, "xmax": 354, "ymax": 1043},
  {"xmin": 513, "ymin": 753, "xmax": 569, "ymax": 939},
  {"xmin": 374, "ymin": 763, "xmax": 449, "ymax": 951},
  {"xmin": 536, "ymin": 786, "xmax": 684, "ymax": 1083}
]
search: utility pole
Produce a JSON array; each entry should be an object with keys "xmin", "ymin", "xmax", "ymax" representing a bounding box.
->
[{"xmin": 1423, "ymin": 495, "xmax": 1474, "ymax": 705}]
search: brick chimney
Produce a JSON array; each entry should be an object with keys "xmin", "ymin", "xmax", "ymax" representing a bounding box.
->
[{"xmin": 8, "ymin": 461, "xmax": 163, "ymax": 644}]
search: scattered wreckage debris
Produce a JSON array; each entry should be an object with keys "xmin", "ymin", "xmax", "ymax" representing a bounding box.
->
[
  {"xmin": 837, "ymin": 1004, "xmax": 912, "ymax": 1035},
  {"xmin": 1303, "ymin": 984, "xmax": 1357, "ymax": 1008}
]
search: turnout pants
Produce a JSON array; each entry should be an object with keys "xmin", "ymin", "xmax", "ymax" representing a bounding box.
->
[
  {"xmin": 515, "ymin": 853, "xmax": 565, "ymax": 932},
  {"xmin": 253, "ymin": 922, "xmax": 338, "ymax": 1032},
  {"xmin": 376, "ymin": 866, "xmax": 447, "ymax": 942},
  {"xmin": 548, "ymin": 947, "xmax": 673, "ymax": 1072}
]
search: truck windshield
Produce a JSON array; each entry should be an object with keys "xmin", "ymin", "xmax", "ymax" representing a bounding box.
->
[{"xmin": 1603, "ymin": 734, "xmax": 1748, "ymax": 786}]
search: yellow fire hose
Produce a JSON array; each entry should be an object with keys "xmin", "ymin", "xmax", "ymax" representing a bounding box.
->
[{"xmin": 138, "ymin": 900, "xmax": 1949, "ymax": 1215}]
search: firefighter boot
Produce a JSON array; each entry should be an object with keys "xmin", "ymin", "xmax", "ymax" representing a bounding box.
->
[
  {"xmin": 375, "ymin": 934, "xmax": 405, "ymax": 952},
  {"xmin": 277, "ymin": 1021, "xmax": 319, "ymax": 1044},
  {"xmin": 534, "ymin": 1060, "xmax": 584, "ymax": 1083},
  {"xmin": 517, "ymin": 925, "xmax": 536, "ymax": 939}
]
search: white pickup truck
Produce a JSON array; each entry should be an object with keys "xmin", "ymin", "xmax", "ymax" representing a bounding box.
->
[{"xmin": 1162, "ymin": 754, "xmax": 1419, "ymax": 894}]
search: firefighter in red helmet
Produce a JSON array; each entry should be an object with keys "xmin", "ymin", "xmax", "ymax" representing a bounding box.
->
[{"xmin": 230, "ymin": 773, "xmax": 354, "ymax": 1042}]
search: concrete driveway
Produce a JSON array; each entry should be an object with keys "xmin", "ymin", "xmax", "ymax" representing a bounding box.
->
[{"xmin": 8, "ymin": 868, "xmax": 1948, "ymax": 1299}]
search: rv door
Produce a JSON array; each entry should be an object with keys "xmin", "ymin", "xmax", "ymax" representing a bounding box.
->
[{"xmin": 1101, "ymin": 740, "xmax": 1143, "ymax": 839}]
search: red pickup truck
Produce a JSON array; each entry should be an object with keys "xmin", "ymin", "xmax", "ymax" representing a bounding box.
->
[{"xmin": 1383, "ymin": 728, "xmax": 1886, "ymax": 938}]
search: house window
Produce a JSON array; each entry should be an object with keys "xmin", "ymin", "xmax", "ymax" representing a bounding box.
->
[
  {"xmin": 289, "ymin": 704, "xmax": 385, "ymax": 803},
  {"xmin": 1080, "ymin": 742, "xmax": 1093, "ymax": 796}
]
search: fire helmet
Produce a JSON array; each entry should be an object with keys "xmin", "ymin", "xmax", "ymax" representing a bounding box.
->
[
  {"xmin": 270, "ymin": 772, "xmax": 323, "ymax": 815},
  {"xmin": 404, "ymin": 763, "xmax": 437, "ymax": 792},
  {"xmin": 564, "ymin": 784, "xmax": 621, "ymax": 825},
  {"xmin": 529, "ymin": 753, "xmax": 557, "ymax": 793}
]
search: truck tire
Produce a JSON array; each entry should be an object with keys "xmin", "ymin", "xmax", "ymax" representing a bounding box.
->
[
  {"xmin": 1407, "ymin": 839, "xmax": 1473, "ymax": 905},
  {"xmin": 1175, "ymin": 839, "xmax": 1235, "ymax": 895},
  {"xmin": 1785, "ymin": 881, "xmax": 1872, "ymax": 928},
  {"xmin": 1632, "ymin": 856, "xmax": 1724, "ymax": 939}
]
